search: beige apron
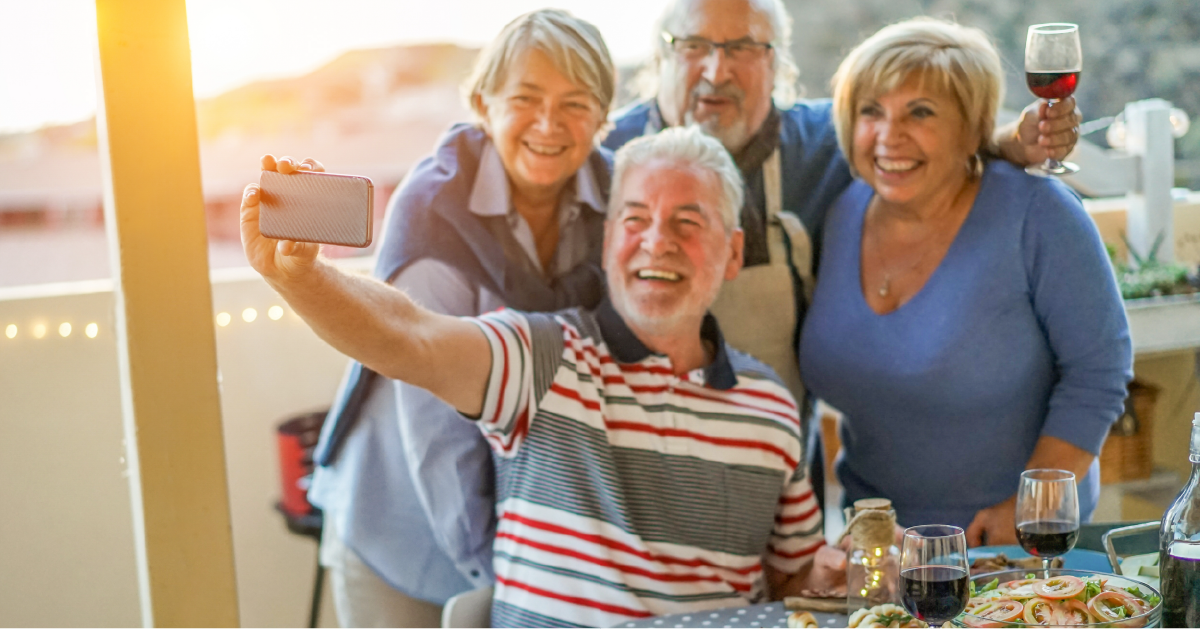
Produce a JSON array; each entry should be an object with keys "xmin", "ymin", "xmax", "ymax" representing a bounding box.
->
[{"xmin": 709, "ymin": 149, "xmax": 814, "ymax": 406}]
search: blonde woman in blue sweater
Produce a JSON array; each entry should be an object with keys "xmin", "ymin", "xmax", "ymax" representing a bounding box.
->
[{"xmin": 800, "ymin": 18, "xmax": 1131, "ymax": 545}]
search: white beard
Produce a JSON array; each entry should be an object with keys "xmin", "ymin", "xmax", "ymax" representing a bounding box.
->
[
  {"xmin": 685, "ymin": 111, "xmax": 752, "ymax": 154},
  {"xmin": 607, "ymin": 269, "xmax": 725, "ymax": 341}
]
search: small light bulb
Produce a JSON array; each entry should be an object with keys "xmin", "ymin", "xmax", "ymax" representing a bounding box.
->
[
  {"xmin": 268, "ymin": 305, "xmax": 284, "ymax": 320},
  {"xmin": 1170, "ymin": 107, "xmax": 1191, "ymax": 138},
  {"xmin": 59, "ymin": 323, "xmax": 71, "ymax": 337},
  {"xmin": 32, "ymin": 323, "xmax": 46, "ymax": 339},
  {"xmin": 4, "ymin": 324, "xmax": 14, "ymax": 339},
  {"xmin": 216, "ymin": 312, "xmax": 231, "ymax": 327},
  {"xmin": 242, "ymin": 308, "xmax": 257, "ymax": 323},
  {"xmin": 1106, "ymin": 118, "xmax": 1126, "ymax": 150},
  {"xmin": 86, "ymin": 323, "xmax": 99, "ymax": 338}
]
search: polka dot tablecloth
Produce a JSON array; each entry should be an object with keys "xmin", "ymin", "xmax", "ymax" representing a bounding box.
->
[{"xmin": 614, "ymin": 603, "xmax": 848, "ymax": 628}]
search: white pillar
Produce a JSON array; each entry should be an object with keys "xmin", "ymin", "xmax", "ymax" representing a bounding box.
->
[{"xmin": 1124, "ymin": 98, "xmax": 1176, "ymax": 263}]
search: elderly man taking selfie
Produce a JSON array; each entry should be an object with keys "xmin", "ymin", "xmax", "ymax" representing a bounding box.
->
[{"xmin": 241, "ymin": 127, "xmax": 844, "ymax": 628}]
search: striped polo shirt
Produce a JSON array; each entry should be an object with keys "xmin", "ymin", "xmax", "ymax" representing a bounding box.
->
[{"xmin": 469, "ymin": 299, "xmax": 824, "ymax": 628}]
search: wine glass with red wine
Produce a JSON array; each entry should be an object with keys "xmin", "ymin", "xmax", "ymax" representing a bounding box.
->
[
  {"xmin": 1025, "ymin": 23, "xmax": 1082, "ymax": 175},
  {"xmin": 1015, "ymin": 469, "xmax": 1080, "ymax": 578},
  {"xmin": 900, "ymin": 525, "xmax": 971, "ymax": 626}
]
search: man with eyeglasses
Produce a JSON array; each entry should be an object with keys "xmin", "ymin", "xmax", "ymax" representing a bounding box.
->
[{"xmin": 603, "ymin": 0, "xmax": 1081, "ymax": 504}]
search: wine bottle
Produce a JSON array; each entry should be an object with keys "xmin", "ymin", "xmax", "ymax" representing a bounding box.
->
[{"xmin": 1160, "ymin": 413, "xmax": 1200, "ymax": 627}]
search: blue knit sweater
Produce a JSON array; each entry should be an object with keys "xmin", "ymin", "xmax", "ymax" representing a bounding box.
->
[{"xmin": 799, "ymin": 160, "xmax": 1133, "ymax": 528}]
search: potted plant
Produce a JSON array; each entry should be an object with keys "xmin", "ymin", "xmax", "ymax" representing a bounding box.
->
[{"xmin": 1107, "ymin": 232, "xmax": 1200, "ymax": 300}]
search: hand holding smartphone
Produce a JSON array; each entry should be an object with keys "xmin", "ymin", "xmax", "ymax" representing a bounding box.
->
[{"xmin": 258, "ymin": 163, "xmax": 374, "ymax": 248}]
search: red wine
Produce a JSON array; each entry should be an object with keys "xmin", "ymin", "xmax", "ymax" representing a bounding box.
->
[
  {"xmin": 1017, "ymin": 520, "xmax": 1079, "ymax": 557},
  {"xmin": 1161, "ymin": 541, "xmax": 1200, "ymax": 627},
  {"xmin": 1026, "ymin": 71, "xmax": 1079, "ymax": 99},
  {"xmin": 901, "ymin": 566, "xmax": 969, "ymax": 623}
]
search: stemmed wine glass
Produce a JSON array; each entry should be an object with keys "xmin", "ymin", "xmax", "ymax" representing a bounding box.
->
[
  {"xmin": 1025, "ymin": 23, "xmax": 1082, "ymax": 175},
  {"xmin": 900, "ymin": 525, "xmax": 971, "ymax": 626},
  {"xmin": 1015, "ymin": 469, "xmax": 1080, "ymax": 578}
]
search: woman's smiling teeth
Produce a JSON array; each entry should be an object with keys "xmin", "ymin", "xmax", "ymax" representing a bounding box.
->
[
  {"xmin": 525, "ymin": 141, "xmax": 567, "ymax": 156},
  {"xmin": 636, "ymin": 269, "xmax": 681, "ymax": 282},
  {"xmin": 876, "ymin": 156, "xmax": 920, "ymax": 173}
]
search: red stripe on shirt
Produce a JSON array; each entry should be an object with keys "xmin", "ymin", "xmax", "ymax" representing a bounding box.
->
[
  {"xmin": 596, "ymin": 377, "xmax": 799, "ymax": 431},
  {"xmin": 780, "ymin": 489, "xmax": 815, "ymax": 505},
  {"xmin": 673, "ymin": 386, "xmax": 800, "ymax": 430},
  {"xmin": 569, "ymin": 350, "xmax": 605, "ymax": 379},
  {"xmin": 501, "ymin": 407, "xmax": 530, "ymax": 455},
  {"xmin": 549, "ymin": 382, "xmax": 603, "ymax": 411},
  {"xmin": 770, "ymin": 538, "xmax": 825, "ymax": 560},
  {"xmin": 514, "ymin": 320, "xmax": 531, "ymax": 352},
  {"xmin": 501, "ymin": 511, "xmax": 763, "ymax": 578},
  {"xmin": 496, "ymin": 575, "xmax": 654, "ymax": 618},
  {"xmin": 726, "ymin": 385, "xmax": 798, "ymax": 410},
  {"xmin": 564, "ymin": 325, "xmax": 797, "ymax": 416},
  {"xmin": 603, "ymin": 420, "xmax": 799, "ymax": 469},
  {"xmin": 616, "ymin": 361, "xmax": 673, "ymax": 375},
  {"xmin": 479, "ymin": 319, "xmax": 513, "ymax": 429},
  {"xmin": 775, "ymin": 503, "xmax": 821, "ymax": 525},
  {"xmin": 496, "ymin": 532, "xmax": 749, "ymax": 592}
]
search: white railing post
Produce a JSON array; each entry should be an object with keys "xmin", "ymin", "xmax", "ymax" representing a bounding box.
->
[{"xmin": 1124, "ymin": 98, "xmax": 1176, "ymax": 263}]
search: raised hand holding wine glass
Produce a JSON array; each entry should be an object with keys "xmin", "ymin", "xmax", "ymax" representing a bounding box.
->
[
  {"xmin": 900, "ymin": 525, "xmax": 971, "ymax": 627},
  {"xmin": 1015, "ymin": 469, "xmax": 1080, "ymax": 578},
  {"xmin": 1025, "ymin": 23, "xmax": 1081, "ymax": 175}
]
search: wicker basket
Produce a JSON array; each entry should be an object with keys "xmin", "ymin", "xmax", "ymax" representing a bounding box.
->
[{"xmin": 1099, "ymin": 380, "xmax": 1160, "ymax": 484}]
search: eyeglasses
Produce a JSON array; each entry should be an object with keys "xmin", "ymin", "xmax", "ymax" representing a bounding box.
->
[{"xmin": 661, "ymin": 32, "xmax": 773, "ymax": 62}]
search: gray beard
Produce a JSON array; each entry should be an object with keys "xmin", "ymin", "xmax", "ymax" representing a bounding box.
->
[
  {"xmin": 685, "ymin": 111, "xmax": 752, "ymax": 154},
  {"xmin": 606, "ymin": 272, "xmax": 725, "ymax": 342}
]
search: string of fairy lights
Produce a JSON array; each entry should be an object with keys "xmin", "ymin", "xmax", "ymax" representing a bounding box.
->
[{"xmin": 1, "ymin": 305, "xmax": 290, "ymax": 340}]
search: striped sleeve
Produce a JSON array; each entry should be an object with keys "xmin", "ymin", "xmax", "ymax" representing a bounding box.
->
[
  {"xmin": 765, "ymin": 465, "xmax": 825, "ymax": 574},
  {"xmin": 470, "ymin": 309, "xmax": 536, "ymax": 458},
  {"xmin": 469, "ymin": 309, "xmax": 564, "ymax": 459}
]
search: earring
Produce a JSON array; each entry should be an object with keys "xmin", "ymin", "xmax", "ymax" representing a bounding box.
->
[{"xmin": 966, "ymin": 152, "xmax": 983, "ymax": 178}]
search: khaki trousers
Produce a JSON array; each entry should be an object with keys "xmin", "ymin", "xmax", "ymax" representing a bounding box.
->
[{"xmin": 320, "ymin": 520, "xmax": 444, "ymax": 628}]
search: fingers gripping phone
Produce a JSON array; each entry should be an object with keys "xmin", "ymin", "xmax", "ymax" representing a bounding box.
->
[{"xmin": 258, "ymin": 170, "xmax": 374, "ymax": 248}]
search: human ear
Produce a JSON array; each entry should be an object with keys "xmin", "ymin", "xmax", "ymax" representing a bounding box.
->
[
  {"xmin": 601, "ymin": 220, "xmax": 614, "ymax": 270},
  {"xmin": 474, "ymin": 93, "xmax": 493, "ymax": 136},
  {"xmin": 724, "ymin": 228, "xmax": 745, "ymax": 281}
]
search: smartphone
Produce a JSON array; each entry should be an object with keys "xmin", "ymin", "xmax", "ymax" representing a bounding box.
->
[{"xmin": 258, "ymin": 169, "xmax": 374, "ymax": 248}]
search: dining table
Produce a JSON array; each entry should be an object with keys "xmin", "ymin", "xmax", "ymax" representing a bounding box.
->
[
  {"xmin": 613, "ymin": 602, "xmax": 847, "ymax": 629},
  {"xmin": 612, "ymin": 545, "xmax": 1119, "ymax": 629}
]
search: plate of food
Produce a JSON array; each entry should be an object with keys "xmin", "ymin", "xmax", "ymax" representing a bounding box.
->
[
  {"xmin": 957, "ymin": 568, "xmax": 1161, "ymax": 627},
  {"xmin": 968, "ymin": 545, "xmax": 1111, "ymax": 574}
]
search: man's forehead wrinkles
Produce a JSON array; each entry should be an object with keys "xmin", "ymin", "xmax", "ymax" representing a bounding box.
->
[
  {"xmin": 673, "ymin": 0, "xmax": 774, "ymax": 39},
  {"xmin": 620, "ymin": 195, "xmax": 709, "ymax": 215}
]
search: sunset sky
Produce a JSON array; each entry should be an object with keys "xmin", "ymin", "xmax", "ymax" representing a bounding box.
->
[{"xmin": 0, "ymin": 0, "xmax": 671, "ymax": 134}]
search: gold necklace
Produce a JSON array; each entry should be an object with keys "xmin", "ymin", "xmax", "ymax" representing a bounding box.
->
[
  {"xmin": 865, "ymin": 203, "xmax": 944, "ymax": 298},
  {"xmin": 869, "ymin": 229, "xmax": 937, "ymax": 297},
  {"xmin": 866, "ymin": 177, "xmax": 979, "ymax": 298}
]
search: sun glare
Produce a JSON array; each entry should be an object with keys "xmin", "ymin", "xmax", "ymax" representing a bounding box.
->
[{"xmin": 1, "ymin": 0, "xmax": 663, "ymax": 134}]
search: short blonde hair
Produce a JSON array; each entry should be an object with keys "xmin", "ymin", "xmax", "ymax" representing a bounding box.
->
[
  {"xmin": 830, "ymin": 17, "xmax": 1004, "ymax": 176},
  {"xmin": 611, "ymin": 126, "xmax": 743, "ymax": 232},
  {"xmin": 464, "ymin": 10, "xmax": 615, "ymax": 118},
  {"xmin": 639, "ymin": 0, "xmax": 800, "ymax": 107}
]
